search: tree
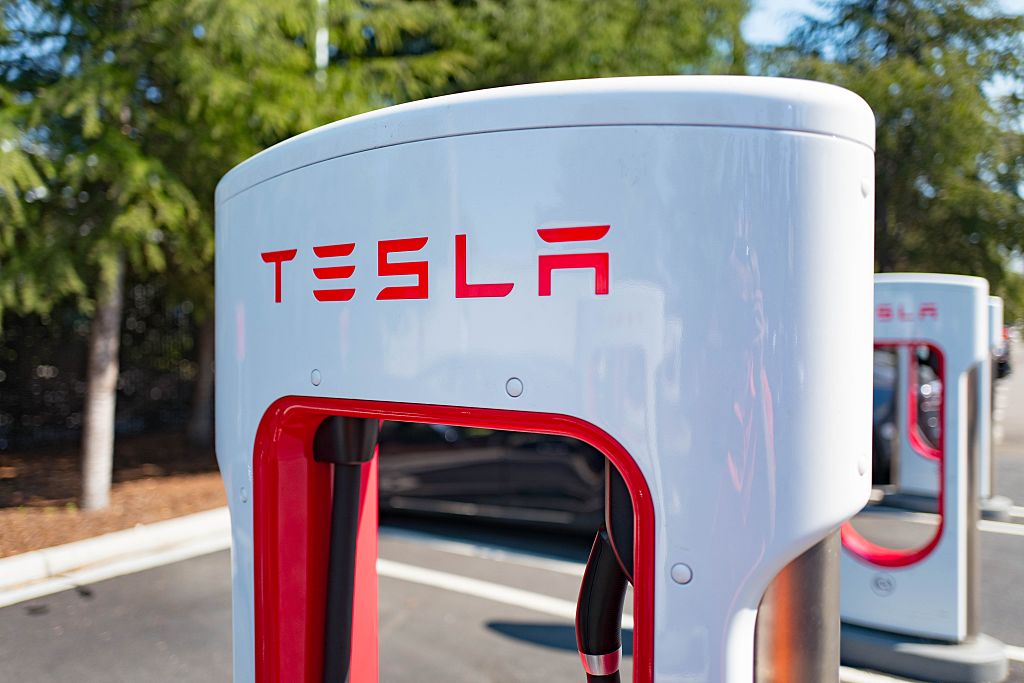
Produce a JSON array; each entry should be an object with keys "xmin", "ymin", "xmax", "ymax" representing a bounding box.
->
[
  {"xmin": 0, "ymin": 0, "xmax": 471, "ymax": 507},
  {"xmin": 0, "ymin": 87, "xmax": 70, "ymax": 316},
  {"xmin": 2, "ymin": 0, "xmax": 751, "ymax": 507},
  {"xmin": 2, "ymin": 2, "xmax": 206, "ymax": 508},
  {"xmin": 457, "ymin": 0, "xmax": 748, "ymax": 88},
  {"xmin": 765, "ymin": 0, "xmax": 1024, "ymax": 299},
  {"xmin": 2, "ymin": 8, "xmax": 188, "ymax": 508}
]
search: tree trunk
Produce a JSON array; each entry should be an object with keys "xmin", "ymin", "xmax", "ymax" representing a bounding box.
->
[
  {"xmin": 187, "ymin": 314, "xmax": 215, "ymax": 447},
  {"xmin": 80, "ymin": 253, "xmax": 125, "ymax": 511}
]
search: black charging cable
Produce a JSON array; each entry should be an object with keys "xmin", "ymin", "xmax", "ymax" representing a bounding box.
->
[
  {"xmin": 577, "ymin": 526, "xmax": 628, "ymax": 682},
  {"xmin": 576, "ymin": 463, "xmax": 635, "ymax": 683},
  {"xmin": 313, "ymin": 417, "xmax": 379, "ymax": 683}
]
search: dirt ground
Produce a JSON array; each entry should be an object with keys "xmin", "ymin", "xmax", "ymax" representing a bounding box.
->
[{"xmin": 0, "ymin": 433, "xmax": 225, "ymax": 558}]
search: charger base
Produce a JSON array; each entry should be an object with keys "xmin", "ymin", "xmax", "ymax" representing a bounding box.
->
[{"xmin": 840, "ymin": 623, "xmax": 1009, "ymax": 683}]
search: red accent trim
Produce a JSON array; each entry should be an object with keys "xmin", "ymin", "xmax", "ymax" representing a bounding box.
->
[
  {"xmin": 313, "ymin": 266, "xmax": 356, "ymax": 280},
  {"xmin": 313, "ymin": 243, "xmax": 356, "ymax": 258},
  {"xmin": 261, "ymin": 249, "xmax": 299, "ymax": 263},
  {"xmin": 842, "ymin": 341, "xmax": 946, "ymax": 568},
  {"xmin": 313, "ymin": 243, "xmax": 357, "ymax": 302},
  {"xmin": 538, "ymin": 253, "xmax": 610, "ymax": 296},
  {"xmin": 261, "ymin": 249, "xmax": 298, "ymax": 303},
  {"xmin": 537, "ymin": 225, "xmax": 610, "ymax": 243},
  {"xmin": 312, "ymin": 288, "xmax": 356, "ymax": 302},
  {"xmin": 253, "ymin": 398, "xmax": 655, "ymax": 683},
  {"xmin": 376, "ymin": 238, "xmax": 429, "ymax": 300},
  {"xmin": 454, "ymin": 234, "xmax": 514, "ymax": 298}
]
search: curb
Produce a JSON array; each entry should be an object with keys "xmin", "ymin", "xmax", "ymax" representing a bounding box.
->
[{"xmin": 0, "ymin": 506, "xmax": 231, "ymax": 607}]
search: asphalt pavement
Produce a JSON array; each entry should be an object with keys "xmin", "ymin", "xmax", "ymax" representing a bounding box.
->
[
  {"xmin": 1, "ymin": 348, "xmax": 1023, "ymax": 682},
  {"xmin": 0, "ymin": 550, "xmax": 232, "ymax": 682}
]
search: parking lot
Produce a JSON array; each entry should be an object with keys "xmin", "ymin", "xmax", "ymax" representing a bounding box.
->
[{"xmin": 1, "ymin": 350, "xmax": 1023, "ymax": 682}]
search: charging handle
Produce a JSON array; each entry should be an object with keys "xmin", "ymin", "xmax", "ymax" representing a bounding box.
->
[
  {"xmin": 313, "ymin": 417, "xmax": 379, "ymax": 683},
  {"xmin": 576, "ymin": 462, "xmax": 634, "ymax": 682},
  {"xmin": 577, "ymin": 526, "xmax": 628, "ymax": 682}
]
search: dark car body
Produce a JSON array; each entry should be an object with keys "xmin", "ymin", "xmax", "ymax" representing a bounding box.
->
[
  {"xmin": 873, "ymin": 350, "xmax": 899, "ymax": 486},
  {"xmin": 872, "ymin": 346, "xmax": 943, "ymax": 487},
  {"xmin": 377, "ymin": 421, "xmax": 605, "ymax": 531},
  {"xmin": 380, "ymin": 345, "xmax": 949, "ymax": 526},
  {"xmin": 996, "ymin": 326, "xmax": 1012, "ymax": 379}
]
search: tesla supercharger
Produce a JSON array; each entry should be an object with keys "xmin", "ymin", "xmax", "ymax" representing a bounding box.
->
[
  {"xmin": 841, "ymin": 274, "xmax": 1008, "ymax": 681},
  {"xmin": 215, "ymin": 76, "xmax": 876, "ymax": 683},
  {"xmin": 881, "ymin": 276, "xmax": 1009, "ymax": 520},
  {"xmin": 985, "ymin": 296, "xmax": 1014, "ymax": 518}
]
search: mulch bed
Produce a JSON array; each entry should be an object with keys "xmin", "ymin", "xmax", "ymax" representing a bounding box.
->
[{"xmin": 0, "ymin": 433, "xmax": 226, "ymax": 558}]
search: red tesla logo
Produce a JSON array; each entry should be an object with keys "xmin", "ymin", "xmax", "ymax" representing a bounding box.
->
[
  {"xmin": 260, "ymin": 226, "xmax": 610, "ymax": 303},
  {"xmin": 876, "ymin": 303, "xmax": 938, "ymax": 322}
]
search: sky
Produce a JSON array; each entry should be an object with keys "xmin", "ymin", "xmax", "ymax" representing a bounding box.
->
[
  {"xmin": 741, "ymin": 0, "xmax": 823, "ymax": 45},
  {"xmin": 742, "ymin": 0, "xmax": 1024, "ymax": 45}
]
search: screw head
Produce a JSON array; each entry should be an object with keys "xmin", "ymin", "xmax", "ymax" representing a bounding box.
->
[
  {"xmin": 505, "ymin": 377, "xmax": 523, "ymax": 398},
  {"xmin": 311, "ymin": 369, "xmax": 322, "ymax": 386},
  {"xmin": 670, "ymin": 563, "xmax": 693, "ymax": 585}
]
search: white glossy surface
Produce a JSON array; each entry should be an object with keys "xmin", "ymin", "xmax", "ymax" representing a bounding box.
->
[
  {"xmin": 843, "ymin": 274, "xmax": 988, "ymax": 641},
  {"xmin": 989, "ymin": 297, "xmax": 1004, "ymax": 354},
  {"xmin": 982, "ymin": 296, "xmax": 1002, "ymax": 497},
  {"xmin": 216, "ymin": 78, "xmax": 875, "ymax": 682},
  {"xmin": 216, "ymin": 76, "xmax": 875, "ymax": 205},
  {"xmin": 878, "ymin": 276, "xmax": 991, "ymax": 501}
]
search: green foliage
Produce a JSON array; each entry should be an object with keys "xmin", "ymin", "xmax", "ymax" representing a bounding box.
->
[
  {"xmin": 0, "ymin": 0, "xmax": 749, "ymax": 323},
  {"xmin": 458, "ymin": 0, "xmax": 748, "ymax": 87},
  {"xmin": 765, "ymin": 0, "xmax": 1024, "ymax": 306},
  {"xmin": 0, "ymin": 80, "xmax": 62, "ymax": 315},
  {"xmin": 0, "ymin": 0, "xmax": 473, "ymax": 320}
]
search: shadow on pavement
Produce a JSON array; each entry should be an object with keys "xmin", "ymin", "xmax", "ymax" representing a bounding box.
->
[
  {"xmin": 487, "ymin": 621, "xmax": 634, "ymax": 655},
  {"xmin": 381, "ymin": 513, "xmax": 594, "ymax": 563}
]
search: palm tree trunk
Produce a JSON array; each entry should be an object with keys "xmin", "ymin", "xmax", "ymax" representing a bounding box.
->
[
  {"xmin": 186, "ymin": 314, "xmax": 215, "ymax": 447},
  {"xmin": 80, "ymin": 253, "xmax": 125, "ymax": 511}
]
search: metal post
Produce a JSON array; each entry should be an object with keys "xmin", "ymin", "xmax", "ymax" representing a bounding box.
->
[{"xmin": 754, "ymin": 533, "xmax": 841, "ymax": 683}]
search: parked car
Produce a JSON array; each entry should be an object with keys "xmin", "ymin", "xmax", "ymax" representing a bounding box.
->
[
  {"xmin": 873, "ymin": 349, "xmax": 899, "ymax": 486},
  {"xmin": 381, "ymin": 346, "xmax": 949, "ymax": 525},
  {"xmin": 872, "ymin": 346, "xmax": 943, "ymax": 486},
  {"xmin": 996, "ymin": 326, "xmax": 1012, "ymax": 379},
  {"xmin": 377, "ymin": 421, "xmax": 604, "ymax": 531}
]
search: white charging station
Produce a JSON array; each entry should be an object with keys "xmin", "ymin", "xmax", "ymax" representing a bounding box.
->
[
  {"xmin": 215, "ymin": 76, "xmax": 876, "ymax": 683},
  {"xmin": 841, "ymin": 273, "xmax": 1007, "ymax": 682},
  {"xmin": 990, "ymin": 295, "xmax": 1004, "ymax": 368},
  {"xmin": 879, "ymin": 276, "xmax": 1010, "ymax": 521},
  {"xmin": 983, "ymin": 294, "xmax": 1015, "ymax": 511},
  {"xmin": 983, "ymin": 295, "xmax": 1014, "ymax": 519}
]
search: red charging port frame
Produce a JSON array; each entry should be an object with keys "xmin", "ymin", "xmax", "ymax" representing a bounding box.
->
[
  {"xmin": 842, "ymin": 341, "xmax": 946, "ymax": 568},
  {"xmin": 252, "ymin": 396, "xmax": 656, "ymax": 682}
]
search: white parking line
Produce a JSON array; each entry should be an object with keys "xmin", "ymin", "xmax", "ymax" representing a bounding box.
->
[
  {"xmin": 380, "ymin": 556, "xmax": 1023, "ymax": 679},
  {"xmin": 377, "ymin": 557, "xmax": 634, "ymax": 628},
  {"xmin": 979, "ymin": 519, "xmax": 1024, "ymax": 537},
  {"xmin": 379, "ymin": 525, "xmax": 585, "ymax": 577},
  {"xmin": 858, "ymin": 507, "xmax": 1024, "ymax": 538},
  {"xmin": 839, "ymin": 666, "xmax": 915, "ymax": 683}
]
